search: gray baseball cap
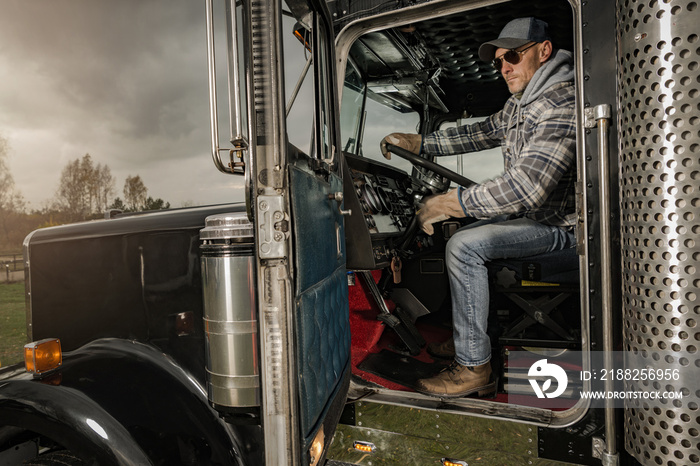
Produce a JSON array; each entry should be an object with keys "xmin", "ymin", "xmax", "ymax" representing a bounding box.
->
[{"xmin": 478, "ymin": 17, "xmax": 551, "ymax": 62}]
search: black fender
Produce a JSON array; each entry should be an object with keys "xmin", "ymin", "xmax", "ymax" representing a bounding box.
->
[
  {"xmin": 0, "ymin": 378, "xmax": 153, "ymax": 465},
  {"xmin": 0, "ymin": 339, "xmax": 257, "ymax": 465}
]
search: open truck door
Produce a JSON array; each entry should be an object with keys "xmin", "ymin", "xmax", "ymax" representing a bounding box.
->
[{"xmin": 204, "ymin": 0, "xmax": 350, "ymax": 463}]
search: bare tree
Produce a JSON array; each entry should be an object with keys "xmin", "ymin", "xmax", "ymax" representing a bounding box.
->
[
  {"xmin": 96, "ymin": 164, "xmax": 115, "ymax": 212},
  {"xmin": 0, "ymin": 137, "xmax": 15, "ymax": 211},
  {"xmin": 123, "ymin": 175, "xmax": 148, "ymax": 211},
  {"xmin": 56, "ymin": 157, "xmax": 86, "ymax": 220},
  {"xmin": 0, "ymin": 136, "xmax": 26, "ymax": 246},
  {"xmin": 55, "ymin": 154, "xmax": 115, "ymax": 221}
]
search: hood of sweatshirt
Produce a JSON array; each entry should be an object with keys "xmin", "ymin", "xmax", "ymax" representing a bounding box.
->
[
  {"xmin": 521, "ymin": 48, "xmax": 575, "ymax": 105},
  {"xmin": 507, "ymin": 48, "xmax": 574, "ymax": 148}
]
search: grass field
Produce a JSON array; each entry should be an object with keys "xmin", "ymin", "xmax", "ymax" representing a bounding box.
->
[{"xmin": 0, "ymin": 282, "xmax": 26, "ymax": 367}]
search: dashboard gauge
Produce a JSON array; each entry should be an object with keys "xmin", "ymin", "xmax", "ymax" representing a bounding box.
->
[
  {"xmin": 376, "ymin": 186, "xmax": 393, "ymax": 213},
  {"xmin": 361, "ymin": 183, "xmax": 382, "ymax": 214}
]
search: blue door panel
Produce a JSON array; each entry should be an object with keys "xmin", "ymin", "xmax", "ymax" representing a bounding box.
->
[
  {"xmin": 290, "ymin": 166, "xmax": 350, "ymax": 438},
  {"xmin": 295, "ymin": 265, "xmax": 350, "ymax": 435}
]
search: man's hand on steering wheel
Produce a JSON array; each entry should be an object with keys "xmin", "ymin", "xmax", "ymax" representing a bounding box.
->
[
  {"xmin": 380, "ymin": 133, "xmax": 422, "ymax": 160},
  {"xmin": 379, "ymin": 134, "xmax": 475, "ymax": 236}
]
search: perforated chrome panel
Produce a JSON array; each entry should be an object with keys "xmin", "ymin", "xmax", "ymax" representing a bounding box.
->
[{"xmin": 617, "ymin": 1, "xmax": 700, "ymax": 464}]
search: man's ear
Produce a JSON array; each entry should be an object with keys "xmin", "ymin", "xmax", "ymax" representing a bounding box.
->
[{"xmin": 539, "ymin": 40, "xmax": 553, "ymax": 63}]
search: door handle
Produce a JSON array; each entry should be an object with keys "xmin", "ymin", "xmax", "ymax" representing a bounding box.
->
[{"xmin": 328, "ymin": 192, "xmax": 352, "ymax": 216}]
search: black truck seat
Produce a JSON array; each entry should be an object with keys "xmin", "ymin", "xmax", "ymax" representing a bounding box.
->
[{"xmin": 487, "ymin": 246, "xmax": 581, "ymax": 349}]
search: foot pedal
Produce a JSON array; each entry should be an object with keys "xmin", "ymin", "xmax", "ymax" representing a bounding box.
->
[
  {"xmin": 359, "ymin": 272, "xmax": 425, "ymax": 356},
  {"xmin": 394, "ymin": 306, "xmax": 426, "ymax": 350}
]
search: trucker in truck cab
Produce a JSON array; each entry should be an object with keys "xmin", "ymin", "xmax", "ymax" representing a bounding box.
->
[{"xmin": 380, "ymin": 17, "xmax": 577, "ymax": 398}]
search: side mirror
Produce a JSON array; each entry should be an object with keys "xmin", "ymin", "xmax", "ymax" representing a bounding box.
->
[{"xmin": 205, "ymin": 0, "xmax": 250, "ymax": 176}]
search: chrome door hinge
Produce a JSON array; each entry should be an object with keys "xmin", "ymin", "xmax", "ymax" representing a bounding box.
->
[
  {"xmin": 592, "ymin": 437, "xmax": 619, "ymax": 466},
  {"xmin": 257, "ymin": 195, "xmax": 289, "ymax": 259},
  {"xmin": 584, "ymin": 104, "xmax": 612, "ymax": 128}
]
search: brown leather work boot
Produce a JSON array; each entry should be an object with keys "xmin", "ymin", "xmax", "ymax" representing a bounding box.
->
[
  {"xmin": 426, "ymin": 338, "xmax": 455, "ymax": 359},
  {"xmin": 415, "ymin": 361, "xmax": 496, "ymax": 398}
]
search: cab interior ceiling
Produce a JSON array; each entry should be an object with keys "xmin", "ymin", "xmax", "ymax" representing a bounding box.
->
[{"xmin": 346, "ymin": 0, "xmax": 574, "ymax": 118}]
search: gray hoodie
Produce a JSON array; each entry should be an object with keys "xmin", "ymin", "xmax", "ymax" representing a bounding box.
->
[
  {"xmin": 423, "ymin": 48, "xmax": 577, "ymax": 227},
  {"xmin": 522, "ymin": 49, "xmax": 575, "ymax": 105},
  {"xmin": 511, "ymin": 49, "xmax": 575, "ymax": 147}
]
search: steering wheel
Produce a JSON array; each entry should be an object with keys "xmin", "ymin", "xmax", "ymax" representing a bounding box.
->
[
  {"xmin": 383, "ymin": 144, "xmax": 477, "ymax": 256},
  {"xmin": 384, "ymin": 143, "xmax": 476, "ymax": 190}
]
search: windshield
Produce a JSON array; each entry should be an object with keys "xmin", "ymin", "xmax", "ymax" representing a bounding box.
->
[
  {"xmin": 436, "ymin": 118, "xmax": 504, "ymax": 183},
  {"xmin": 340, "ymin": 63, "xmax": 418, "ymax": 175}
]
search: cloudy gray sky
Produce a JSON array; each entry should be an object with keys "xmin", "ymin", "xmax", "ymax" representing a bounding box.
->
[
  {"xmin": 0, "ymin": 0, "xmax": 262, "ymax": 209},
  {"xmin": 1, "ymin": 1, "xmax": 501, "ymax": 211}
]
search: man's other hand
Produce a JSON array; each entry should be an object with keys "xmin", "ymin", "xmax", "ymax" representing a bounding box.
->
[
  {"xmin": 380, "ymin": 133, "xmax": 422, "ymax": 160},
  {"xmin": 417, "ymin": 190, "xmax": 467, "ymax": 235}
]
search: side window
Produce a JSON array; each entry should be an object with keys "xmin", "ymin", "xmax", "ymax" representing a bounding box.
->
[
  {"xmin": 283, "ymin": 10, "xmax": 337, "ymax": 163},
  {"xmin": 436, "ymin": 118, "xmax": 504, "ymax": 183},
  {"xmin": 340, "ymin": 64, "xmax": 365, "ymax": 156},
  {"xmin": 283, "ymin": 13, "xmax": 313, "ymax": 154},
  {"xmin": 312, "ymin": 17, "xmax": 335, "ymax": 161}
]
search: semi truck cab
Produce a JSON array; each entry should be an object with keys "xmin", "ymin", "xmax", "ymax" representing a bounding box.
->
[{"xmin": 1, "ymin": 0, "xmax": 698, "ymax": 465}]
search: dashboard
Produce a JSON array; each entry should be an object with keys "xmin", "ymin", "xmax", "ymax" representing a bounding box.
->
[{"xmin": 343, "ymin": 153, "xmax": 418, "ymax": 270}]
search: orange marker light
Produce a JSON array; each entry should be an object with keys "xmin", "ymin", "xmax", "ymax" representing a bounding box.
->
[
  {"xmin": 352, "ymin": 441, "xmax": 376, "ymax": 453},
  {"xmin": 24, "ymin": 339, "xmax": 62, "ymax": 375},
  {"xmin": 308, "ymin": 428, "xmax": 325, "ymax": 466},
  {"xmin": 442, "ymin": 458, "xmax": 468, "ymax": 466},
  {"xmin": 292, "ymin": 23, "xmax": 312, "ymax": 51}
]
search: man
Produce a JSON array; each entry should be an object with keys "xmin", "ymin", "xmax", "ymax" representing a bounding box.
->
[{"xmin": 380, "ymin": 17, "xmax": 577, "ymax": 398}]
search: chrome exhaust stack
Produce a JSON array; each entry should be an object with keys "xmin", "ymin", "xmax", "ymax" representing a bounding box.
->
[{"xmin": 200, "ymin": 213, "xmax": 260, "ymax": 419}]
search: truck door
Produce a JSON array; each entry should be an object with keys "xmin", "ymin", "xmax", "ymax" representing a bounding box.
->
[{"xmin": 248, "ymin": 0, "xmax": 349, "ymax": 464}]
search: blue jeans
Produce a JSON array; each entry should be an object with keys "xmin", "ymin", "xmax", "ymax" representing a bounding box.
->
[{"xmin": 445, "ymin": 216, "xmax": 576, "ymax": 366}]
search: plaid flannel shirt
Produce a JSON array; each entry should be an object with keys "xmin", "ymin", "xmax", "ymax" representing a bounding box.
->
[{"xmin": 422, "ymin": 81, "xmax": 577, "ymax": 228}]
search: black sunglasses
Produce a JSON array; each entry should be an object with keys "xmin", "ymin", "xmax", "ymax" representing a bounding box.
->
[{"xmin": 492, "ymin": 42, "xmax": 537, "ymax": 71}]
